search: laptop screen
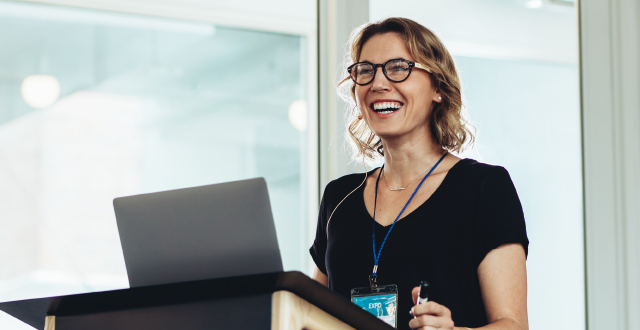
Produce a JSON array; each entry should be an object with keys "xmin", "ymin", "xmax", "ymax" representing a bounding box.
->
[{"xmin": 113, "ymin": 178, "xmax": 282, "ymax": 287}]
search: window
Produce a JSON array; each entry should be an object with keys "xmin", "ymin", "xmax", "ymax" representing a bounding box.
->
[{"xmin": 0, "ymin": 3, "xmax": 316, "ymax": 329}]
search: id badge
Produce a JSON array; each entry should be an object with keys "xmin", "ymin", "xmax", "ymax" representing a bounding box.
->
[{"xmin": 351, "ymin": 284, "xmax": 398, "ymax": 328}]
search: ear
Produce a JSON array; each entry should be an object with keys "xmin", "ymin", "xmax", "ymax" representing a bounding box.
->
[{"xmin": 433, "ymin": 92, "xmax": 443, "ymax": 103}]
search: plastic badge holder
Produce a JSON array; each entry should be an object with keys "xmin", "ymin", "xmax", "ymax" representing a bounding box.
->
[{"xmin": 351, "ymin": 284, "xmax": 398, "ymax": 328}]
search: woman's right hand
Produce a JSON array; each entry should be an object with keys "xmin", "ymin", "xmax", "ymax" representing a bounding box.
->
[{"xmin": 409, "ymin": 286, "xmax": 456, "ymax": 330}]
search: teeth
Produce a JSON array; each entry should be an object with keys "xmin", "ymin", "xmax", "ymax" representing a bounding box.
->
[{"xmin": 372, "ymin": 102, "xmax": 402, "ymax": 111}]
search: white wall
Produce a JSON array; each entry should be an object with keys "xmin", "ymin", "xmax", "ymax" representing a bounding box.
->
[{"xmin": 373, "ymin": 0, "xmax": 577, "ymax": 64}]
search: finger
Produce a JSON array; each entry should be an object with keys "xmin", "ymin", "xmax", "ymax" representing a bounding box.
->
[
  {"xmin": 412, "ymin": 301, "xmax": 451, "ymax": 317},
  {"xmin": 412, "ymin": 286, "xmax": 420, "ymax": 304},
  {"xmin": 409, "ymin": 315, "xmax": 455, "ymax": 330},
  {"xmin": 408, "ymin": 314, "xmax": 440, "ymax": 329}
]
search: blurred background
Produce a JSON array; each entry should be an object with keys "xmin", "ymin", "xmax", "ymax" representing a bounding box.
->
[
  {"xmin": 0, "ymin": 1, "xmax": 317, "ymax": 328},
  {"xmin": 0, "ymin": 0, "xmax": 631, "ymax": 329}
]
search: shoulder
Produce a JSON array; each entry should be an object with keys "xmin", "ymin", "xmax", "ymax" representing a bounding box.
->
[
  {"xmin": 322, "ymin": 168, "xmax": 377, "ymax": 209},
  {"xmin": 453, "ymin": 158, "xmax": 506, "ymax": 175},
  {"xmin": 321, "ymin": 169, "xmax": 375, "ymax": 205},
  {"xmin": 448, "ymin": 159, "xmax": 516, "ymax": 191}
]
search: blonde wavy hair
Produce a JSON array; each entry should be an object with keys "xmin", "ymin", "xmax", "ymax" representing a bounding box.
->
[{"xmin": 338, "ymin": 17, "xmax": 475, "ymax": 163}]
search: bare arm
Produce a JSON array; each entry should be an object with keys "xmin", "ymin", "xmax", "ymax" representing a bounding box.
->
[
  {"xmin": 312, "ymin": 265, "xmax": 329, "ymax": 286},
  {"xmin": 475, "ymin": 243, "xmax": 528, "ymax": 330}
]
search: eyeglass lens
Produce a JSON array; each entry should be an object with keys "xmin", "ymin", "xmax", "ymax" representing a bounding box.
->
[{"xmin": 351, "ymin": 60, "xmax": 411, "ymax": 85}]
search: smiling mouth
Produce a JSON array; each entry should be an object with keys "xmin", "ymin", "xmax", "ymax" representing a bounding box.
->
[{"xmin": 371, "ymin": 101, "xmax": 403, "ymax": 114}]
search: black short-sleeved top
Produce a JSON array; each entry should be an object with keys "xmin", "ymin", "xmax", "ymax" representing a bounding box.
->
[{"xmin": 309, "ymin": 159, "xmax": 528, "ymax": 329}]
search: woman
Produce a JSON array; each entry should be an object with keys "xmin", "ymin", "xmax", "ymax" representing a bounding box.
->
[{"xmin": 309, "ymin": 18, "xmax": 528, "ymax": 330}]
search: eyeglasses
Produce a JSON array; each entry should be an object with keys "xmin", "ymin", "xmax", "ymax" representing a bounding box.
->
[{"xmin": 346, "ymin": 58, "xmax": 431, "ymax": 85}]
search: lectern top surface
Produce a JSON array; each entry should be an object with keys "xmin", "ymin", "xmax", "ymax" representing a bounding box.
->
[{"xmin": 113, "ymin": 177, "xmax": 283, "ymax": 287}]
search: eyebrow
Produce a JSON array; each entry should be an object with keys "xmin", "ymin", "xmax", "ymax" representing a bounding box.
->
[{"xmin": 356, "ymin": 57, "xmax": 410, "ymax": 64}]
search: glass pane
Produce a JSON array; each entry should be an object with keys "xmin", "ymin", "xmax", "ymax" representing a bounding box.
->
[
  {"xmin": 370, "ymin": 1, "xmax": 583, "ymax": 329},
  {"xmin": 0, "ymin": 0, "xmax": 311, "ymax": 318}
]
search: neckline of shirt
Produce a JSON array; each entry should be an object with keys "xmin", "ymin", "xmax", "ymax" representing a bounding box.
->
[{"xmin": 360, "ymin": 158, "xmax": 474, "ymax": 228}]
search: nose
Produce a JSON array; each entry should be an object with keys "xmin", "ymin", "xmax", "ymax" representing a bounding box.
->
[{"xmin": 371, "ymin": 66, "xmax": 391, "ymax": 92}]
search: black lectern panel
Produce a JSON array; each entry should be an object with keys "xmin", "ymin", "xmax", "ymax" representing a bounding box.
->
[
  {"xmin": 0, "ymin": 272, "xmax": 394, "ymax": 330},
  {"xmin": 0, "ymin": 297, "xmax": 53, "ymax": 329},
  {"xmin": 56, "ymin": 294, "xmax": 272, "ymax": 330}
]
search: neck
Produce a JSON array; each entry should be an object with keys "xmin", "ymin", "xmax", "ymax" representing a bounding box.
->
[{"xmin": 380, "ymin": 132, "xmax": 445, "ymax": 187}]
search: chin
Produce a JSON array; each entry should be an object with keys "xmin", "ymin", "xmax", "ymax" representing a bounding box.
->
[
  {"xmin": 371, "ymin": 128, "xmax": 405, "ymax": 139},
  {"xmin": 372, "ymin": 123, "xmax": 426, "ymax": 141}
]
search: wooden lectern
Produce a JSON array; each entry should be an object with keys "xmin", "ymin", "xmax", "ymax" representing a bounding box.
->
[{"xmin": 0, "ymin": 271, "xmax": 394, "ymax": 330}]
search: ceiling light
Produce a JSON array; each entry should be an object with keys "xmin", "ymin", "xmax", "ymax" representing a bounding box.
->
[
  {"xmin": 526, "ymin": 0, "xmax": 543, "ymax": 8},
  {"xmin": 288, "ymin": 100, "xmax": 307, "ymax": 131},
  {"xmin": 21, "ymin": 75, "xmax": 61, "ymax": 109}
]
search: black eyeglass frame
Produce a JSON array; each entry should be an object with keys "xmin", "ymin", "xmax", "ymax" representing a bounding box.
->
[{"xmin": 346, "ymin": 58, "xmax": 431, "ymax": 85}]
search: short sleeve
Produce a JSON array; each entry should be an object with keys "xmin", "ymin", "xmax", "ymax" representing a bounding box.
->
[
  {"xmin": 472, "ymin": 166, "xmax": 528, "ymax": 269},
  {"xmin": 309, "ymin": 183, "xmax": 332, "ymax": 275}
]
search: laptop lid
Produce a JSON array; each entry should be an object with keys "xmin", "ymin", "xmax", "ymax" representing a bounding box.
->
[{"xmin": 113, "ymin": 178, "xmax": 283, "ymax": 288}]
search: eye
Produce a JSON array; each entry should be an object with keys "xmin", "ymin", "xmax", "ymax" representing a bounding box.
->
[
  {"xmin": 357, "ymin": 65, "xmax": 374, "ymax": 75},
  {"xmin": 387, "ymin": 61, "xmax": 409, "ymax": 72}
]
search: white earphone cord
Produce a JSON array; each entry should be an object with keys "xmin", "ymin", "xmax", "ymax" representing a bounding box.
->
[{"xmin": 325, "ymin": 156, "xmax": 368, "ymax": 238}]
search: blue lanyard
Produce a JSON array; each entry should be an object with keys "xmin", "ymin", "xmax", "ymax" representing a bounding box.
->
[{"xmin": 371, "ymin": 153, "xmax": 447, "ymax": 277}]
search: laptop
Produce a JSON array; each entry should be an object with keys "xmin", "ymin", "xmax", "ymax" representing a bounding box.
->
[{"xmin": 113, "ymin": 178, "xmax": 283, "ymax": 288}]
